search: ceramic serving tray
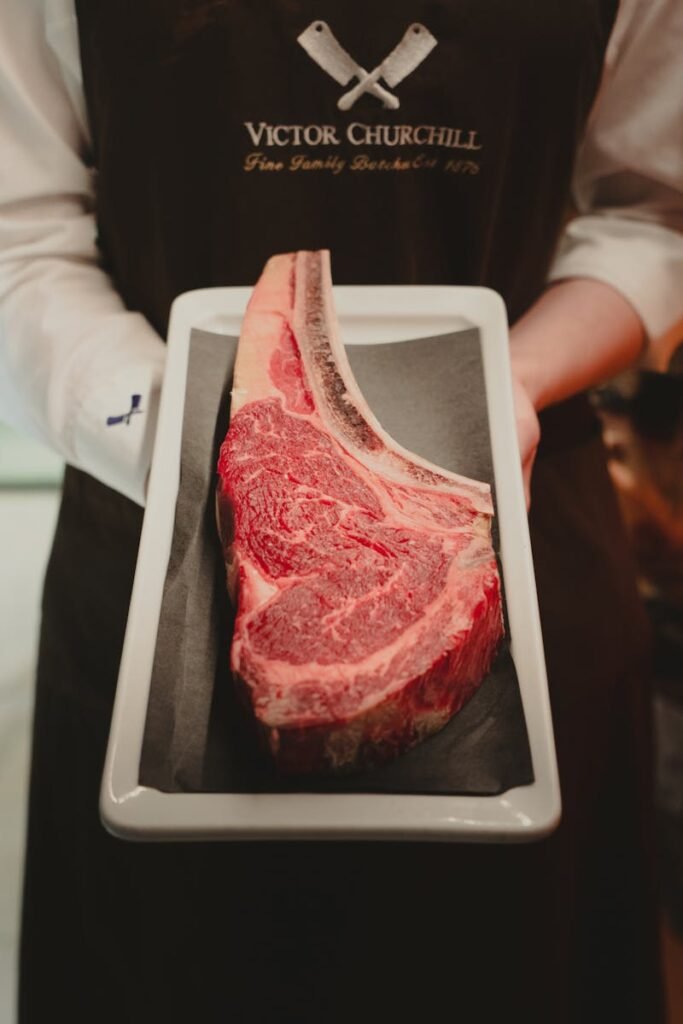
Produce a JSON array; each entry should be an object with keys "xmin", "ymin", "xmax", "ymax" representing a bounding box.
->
[{"xmin": 100, "ymin": 285, "xmax": 560, "ymax": 842}]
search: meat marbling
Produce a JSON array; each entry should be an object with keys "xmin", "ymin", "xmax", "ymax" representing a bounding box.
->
[{"xmin": 216, "ymin": 250, "xmax": 503, "ymax": 773}]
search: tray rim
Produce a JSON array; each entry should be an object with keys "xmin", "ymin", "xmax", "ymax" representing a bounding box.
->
[{"xmin": 100, "ymin": 283, "xmax": 561, "ymax": 842}]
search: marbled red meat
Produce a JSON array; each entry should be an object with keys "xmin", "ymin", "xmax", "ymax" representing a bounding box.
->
[{"xmin": 217, "ymin": 250, "xmax": 503, "ymax": 773}]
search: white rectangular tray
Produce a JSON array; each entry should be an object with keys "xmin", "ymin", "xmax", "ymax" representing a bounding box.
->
[{"xmin": 100, "ymin": 285, "xmax": 560, "ymax": 842}]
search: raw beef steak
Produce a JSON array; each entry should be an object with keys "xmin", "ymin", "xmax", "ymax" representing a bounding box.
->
[{"xmin": 217, "ymin": 251, "xmax": 503, "ymax": 773}]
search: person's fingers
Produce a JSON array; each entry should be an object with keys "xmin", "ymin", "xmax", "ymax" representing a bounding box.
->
[
  {"xmin": 521, "ymin": 445, "xmax": 538, "ymax": 510},
  {"xmin": 510, "ymin": 373, "xmax": 540, "ymax": 509}
]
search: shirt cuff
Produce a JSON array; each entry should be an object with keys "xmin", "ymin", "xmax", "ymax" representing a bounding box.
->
[
  {"xmin": 67, "ymin": 316, "xmax": 166, "ymax": 506},
  {"xmin": 548, "ymin": 214, "xmax": 683, "ymax": 344}
]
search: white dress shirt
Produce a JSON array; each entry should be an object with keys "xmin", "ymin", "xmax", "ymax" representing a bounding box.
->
[{"xmin": 1, "ymin": 0, "xmax": 682, "ymax": 505}]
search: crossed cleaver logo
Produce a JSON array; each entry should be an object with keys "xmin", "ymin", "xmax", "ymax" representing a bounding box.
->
[{"xmin": 298, "ymin": 21, "xmax": 437, "ymax": 110}]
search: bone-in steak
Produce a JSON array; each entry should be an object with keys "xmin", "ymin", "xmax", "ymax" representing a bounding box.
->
[{"xmin": 217, "ymin": 251, "xmax": 503, "ymax": 773}]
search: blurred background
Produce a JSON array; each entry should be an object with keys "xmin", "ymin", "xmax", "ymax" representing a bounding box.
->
[
  {"xmin": 1, "ymin": 345, "xmax": 682, "ymax": 1021},
  {"xmin": 592, "ymin": 343, "xmax": 683, "ymax": 1023},
  {"xmin": 0, "ymin": 425, "xmax": 61, "ymax": 1024}
]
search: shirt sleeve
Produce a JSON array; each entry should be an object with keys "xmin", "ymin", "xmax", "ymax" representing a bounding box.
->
[
  {"xmin": 0, "ymin": 0, "xmax": 165, "ymax": 506},
  {"xmin": 548, "ymin": 0, "xmax": 683, "ymax": 360}
]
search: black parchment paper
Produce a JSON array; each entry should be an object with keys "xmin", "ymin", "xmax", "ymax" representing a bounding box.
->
[{"xmin": 140, "ymin": 328, "xmax": 534, "ymax": 795}]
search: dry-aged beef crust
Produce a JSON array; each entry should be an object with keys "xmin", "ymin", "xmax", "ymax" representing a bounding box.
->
[{"xmin": 216, "ymin": 251, "xmax": 504, "ymax": 772}]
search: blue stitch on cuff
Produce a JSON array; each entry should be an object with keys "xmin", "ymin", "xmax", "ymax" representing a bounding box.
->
[{"xmin": 106, "ymin": 394, "xmax": 143, "ymax": 426}]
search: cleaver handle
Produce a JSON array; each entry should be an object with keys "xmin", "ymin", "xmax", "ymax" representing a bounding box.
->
[{"xmin": 338, "ymin": 66, "xmax": 386, "ymax": 111}]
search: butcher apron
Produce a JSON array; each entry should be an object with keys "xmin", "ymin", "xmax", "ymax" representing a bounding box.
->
[{"xmin": 20, "ymin": 2, "xmax": 662, "ymax": 1021}]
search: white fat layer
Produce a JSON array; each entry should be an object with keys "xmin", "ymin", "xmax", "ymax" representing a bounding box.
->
[
  {"xmin": 241, "ymin": 561, "xmax": 280, "ymax": 607},
  {"xmin": 230, "ymin": 253, "xmax": 297, "ymax": 415}
]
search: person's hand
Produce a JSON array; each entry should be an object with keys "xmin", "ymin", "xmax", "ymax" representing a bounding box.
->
[
  {"xmin": 507, "ymin": 278, "xmax": 646, "ymax": 508},
  {"xmin": 509, "ymin": 370, "xmax": 540, "ymax": 509}
]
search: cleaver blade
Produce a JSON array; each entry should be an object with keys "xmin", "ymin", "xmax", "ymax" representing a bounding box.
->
[
  {"xmin": 382, "ymin": 23, "xmax": 437, "ymax": 87},
  {"xmin": 297, "ymin": 21, "xmax": 359, "ymax": 86}
]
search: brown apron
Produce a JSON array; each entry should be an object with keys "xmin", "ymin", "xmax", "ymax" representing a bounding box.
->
[{"xmin": 20, "ymin": 2, "xmax": 662, "ymax": 1020}]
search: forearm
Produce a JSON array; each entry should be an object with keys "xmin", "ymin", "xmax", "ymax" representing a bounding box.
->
[
  {"xmin": 509, "ymin": 278, "xmax": 646, "ymax": 412},
  {"xmin": 0, "ymin": 0, "xmax": 165, "ymax": 505},
  {"xmin": 0, "ymin": 253, "xmax": 165, "ymax": 505}
]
